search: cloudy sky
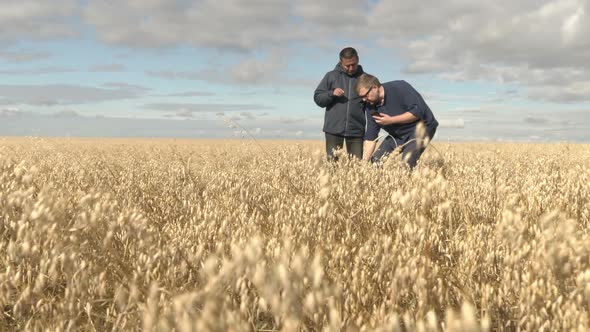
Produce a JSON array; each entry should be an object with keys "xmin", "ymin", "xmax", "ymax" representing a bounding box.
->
[{"xmin": 1, "ymin": 0, "xmax": 589, "ymax": 141}]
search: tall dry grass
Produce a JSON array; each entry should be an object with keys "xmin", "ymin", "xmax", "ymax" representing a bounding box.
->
[{"xmin": 0, "ymin": 137, "xmax": 589, "ymax": 331}]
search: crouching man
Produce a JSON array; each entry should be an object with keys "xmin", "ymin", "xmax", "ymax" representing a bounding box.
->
[{"xmin": 356, "ymin": 73, "xmax": 438, "ymax": 169}]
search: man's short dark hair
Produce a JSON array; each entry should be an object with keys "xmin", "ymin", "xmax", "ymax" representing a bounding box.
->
[{"xmin": 339, "ymin": 47, "xmax": 358, "ymax": 60}]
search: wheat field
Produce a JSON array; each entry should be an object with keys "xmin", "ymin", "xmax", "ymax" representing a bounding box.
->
[{"xmin": 0, "ymin": 137, "xmax": 589, "ymax": 331}]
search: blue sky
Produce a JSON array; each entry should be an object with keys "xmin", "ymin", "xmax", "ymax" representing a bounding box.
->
[{"xmin": 1, "ymin": 0, "xmax": 589, "ymax": 141}]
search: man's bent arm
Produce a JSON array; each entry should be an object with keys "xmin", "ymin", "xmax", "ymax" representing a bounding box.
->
[
  {"xmin": 394, "ymin": 111, "xmax": 419, "ymax": 124},
  {"xmin": 313, "ymin": 74, "xmax": 335, "ymax": 108},
  {"xmin": 374, "ymin": 111, "xmax": 418, "ymax": 126},
  {"xmin": 363, "ymin": 140, "xmax": 377, "ymax": 161}
]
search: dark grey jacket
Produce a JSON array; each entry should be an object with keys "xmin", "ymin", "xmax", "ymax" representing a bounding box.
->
[{"xmin": 314, "ymin": 64, "xmax": 365, "ymax": 137}]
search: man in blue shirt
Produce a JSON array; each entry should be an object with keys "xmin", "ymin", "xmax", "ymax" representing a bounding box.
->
[{"xmin": 355, "ymin": 73, "xmax": 438, "ymax": 169}]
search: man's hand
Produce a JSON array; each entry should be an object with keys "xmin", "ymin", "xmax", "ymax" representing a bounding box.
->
[
  {"xmin": 373, "ymin": 112, "xmax": 419, "ymax": 126},
  {"xmin": 333, "ymin": 88, "xmax": 345, "ymax": 97},
  {"xmin": 373, "ymin": 113, "xmax": 394, "ymax": 126}
]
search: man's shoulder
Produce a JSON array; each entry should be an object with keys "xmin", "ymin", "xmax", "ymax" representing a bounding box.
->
[
  {"xmin": 383, "ymin": 80, "xmax": 416, "ymax": 93},
  {"xmin": 323, "ymin": 68, "xmax": 344, "ymax": 79},
  {"xmin": 384, "ymin": 80, "xmax": 409, "ymax": 87}
]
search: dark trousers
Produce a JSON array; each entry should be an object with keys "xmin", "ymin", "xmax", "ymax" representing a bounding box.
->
[
  {"xmin": 325, "ymin": 133, "xmax": 363, "ymax": 161},
  {"xmin": 372, "ymin": 127, "xmax": 436, "ymax": 169}
]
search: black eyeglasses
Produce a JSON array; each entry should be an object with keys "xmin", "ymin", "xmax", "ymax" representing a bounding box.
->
[{"xmin": 353, "ymin": 86, "xmax": 373, "ymax": 101}]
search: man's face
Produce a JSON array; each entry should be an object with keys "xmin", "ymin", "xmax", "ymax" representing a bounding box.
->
[
  {"xmin": 358, "ymin": 85, "xmax": 380, "ymax": 105},
  {"xmin": 340, "ymin": 57, "xmax": 358, "ymax": 75}
]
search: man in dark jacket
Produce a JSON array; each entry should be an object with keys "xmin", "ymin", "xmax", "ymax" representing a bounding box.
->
[
  {"xmin": 314, "ymin": 47, "xmax": 366, "ymax": 161},
  {"xmin": 355, "ymin": 73, "xmax": 438, "ymax": 169}
]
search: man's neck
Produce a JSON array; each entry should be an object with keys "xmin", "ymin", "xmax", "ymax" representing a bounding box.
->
[{"xmin": 378, "ymin": 86, "xmax": 385, "ymax": 106}]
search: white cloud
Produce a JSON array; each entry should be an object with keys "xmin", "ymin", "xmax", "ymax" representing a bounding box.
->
[
  {"xmin": 527, "ymin": 81, "xmax": 590, "ymax": 103},
  {"xmin": 293, "ymin": 0, "xmax": 369, "ymax": 32},
  {"xmin": 0, "ymin": 67, "xmax": 76, "ymax": 75},
  {"xmin": 175, "ymin": 108, "xmax": 193, "ymax": 118},
  {"xmin": 147, "ymin": 49, "xmax": 287, "ymax": 85},
  {"xmin": 0, "ymin": 50, "xmax": 51, "ymax": 62},
  {"xmin": 163, "ymin": 91, "xmax": 216, "ymax": 97},
  {"xmin": 102, "ymin": 82, "xmax": 150, "ymax": 92},
  {"xmin": 0, "ymin": 84, "xmax": 144, "ymax": 106},
  {"xmin": 89, "ymin": 64, "xmax": 126, "ymax": 72},
  {"xmin": 240, "ymin": 112, "xmax": 256, "ymax": 120},
  {"xmin": 52, "ymin": 110, "xmax": 80, "ymax": 118},
  {"xmin": 228, "ymin": 52, "xmax": 285, "ymax": 84},
  {"xmin": 146, "ymin": 70, "xmax": 206, "ymax": 80},
  {"xmin": 561, "ymin": 5, "xmax": 586, "ymax": 44},
  {"xmin": 0, "ymin": 0, "xmax": 80, "ymax": 40},
  {"xmin": 523, "ymin": 116, "xmax": 548, "ymax": 124},
  {"xmin": 0, "ymin": 106, "xmax": 22, "ymax": 116},
  {"xmin": 144, "ymin": 103, "xmax": 275, "ymax": 113},
  {"xmin": 439, "ymin": 118, "xmax": 465, "ymax": 128},
  {"xmin": 371, "ymin": 0, "xmax": 590, "ymax": 102},
  {"xmin": 80, "ymin": 0, "xmax": 373, "ymax": 51},
  {"xmin": 279, "ymin": 117, "xmax": 306, "ymax": 124},
  {"xmin": 83, "ymin": 0, "xmax": 303, "ymax": 49}
]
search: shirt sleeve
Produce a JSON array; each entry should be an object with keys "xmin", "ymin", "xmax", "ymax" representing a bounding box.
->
[
  {"xmin": 363, "ymin": 106, "xmax": 380, "ymax": 141},
  {"xmin": 400, "ymin": 81, "xmax": 425, "ymax": 119}
]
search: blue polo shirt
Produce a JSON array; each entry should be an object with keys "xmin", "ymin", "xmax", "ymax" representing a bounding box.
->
[{"xmin": 364, "ymin": 80, "xmax": 438, "ymax": 141}]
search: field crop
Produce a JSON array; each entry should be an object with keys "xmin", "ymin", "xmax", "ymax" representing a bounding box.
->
[{"xmin": 0, "ymin": 137, "xmax": 589, "ymax": 331}]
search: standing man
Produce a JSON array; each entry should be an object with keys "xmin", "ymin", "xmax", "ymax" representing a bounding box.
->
[
  {"xmin": 356, "ymin": 73, "xmax": 438, "ymax": 169},
  {"xmin": 314, "ymin": 47, "xmax": 366, "ymax": 161}
]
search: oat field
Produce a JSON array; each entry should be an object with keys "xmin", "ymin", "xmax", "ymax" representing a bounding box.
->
[{"xmin": 1, "ymin": 137, "xmax": 589, "ymax": 331}]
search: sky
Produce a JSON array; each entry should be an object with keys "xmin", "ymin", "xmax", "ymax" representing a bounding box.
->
[{"xmin": 1, "ymin": 0, "xmax": 589, "ymax": 141}]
